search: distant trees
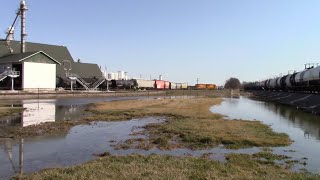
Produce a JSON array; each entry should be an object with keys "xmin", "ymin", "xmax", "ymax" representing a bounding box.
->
[{"xmin": 224, "ymin": 77, "xmax": 241, "ymax": 89}]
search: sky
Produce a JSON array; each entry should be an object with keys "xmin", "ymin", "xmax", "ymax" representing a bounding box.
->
[{"xmin": 1, "ymin": 0, "xmax": 320, "ymax": 85}]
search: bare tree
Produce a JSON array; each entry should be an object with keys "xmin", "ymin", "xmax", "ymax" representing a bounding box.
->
[{"xmin": 225, "ymin": 77, "xmax": 241, "ymax": 89}]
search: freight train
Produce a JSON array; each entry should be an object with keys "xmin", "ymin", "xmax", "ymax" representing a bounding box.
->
[
  {"xmin": 109, "ymin": 79, "xmax": 188, "ymax": 90},
  {"xmin": 195, "ymin": 84, "xmax": 217, "ymax": 90},
  {"xmin": 244, "ymin": 64, "xmax": 320, "ymax": 93}
]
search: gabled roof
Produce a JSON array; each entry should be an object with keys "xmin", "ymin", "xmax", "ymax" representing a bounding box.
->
[
  {"xmin": 0, "ymin": 40, "xmax": 103, "ymax": 78},
  {"xmin": 0, "ymin": 40, "xmax": 74, "ymax": 63},
  {"xmin": 0, "ymin": 51, "xmax": 61, "ymax": 64}
]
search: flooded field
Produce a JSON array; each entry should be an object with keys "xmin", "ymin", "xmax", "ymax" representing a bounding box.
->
[
  {"xmin": 0, "ymin": 96, "xmax": 319, "ymax": 179},
  {"xmin": 0, "ymin": 96, "xmax": 176, "ymax": 128},
  {"xmin": 211, "ymin": 96, "xmax": 320, "ymax": 173}
]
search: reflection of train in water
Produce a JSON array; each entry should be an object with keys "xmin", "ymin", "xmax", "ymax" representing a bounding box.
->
[{"xmin": 110, "ymin": 79, "xmax": 188, "ymax": 90}]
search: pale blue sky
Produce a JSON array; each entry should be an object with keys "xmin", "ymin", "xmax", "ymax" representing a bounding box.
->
[{"xmin": 1, "ymin": 0, "xmax": 320, "ymax": 85}]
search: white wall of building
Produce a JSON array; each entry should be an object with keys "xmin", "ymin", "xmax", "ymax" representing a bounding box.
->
[{"xmin": 23, "ymin": 62, "xmax": 56, "ymax": 89}]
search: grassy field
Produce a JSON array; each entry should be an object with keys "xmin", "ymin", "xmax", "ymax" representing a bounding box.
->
[
  {"xmin": 15, "ymin": 154, "xmax": 319, "ymax": 180},
  {"xmin": 89, "ymin": 97, "xmax": 291, "ymax": 149}
]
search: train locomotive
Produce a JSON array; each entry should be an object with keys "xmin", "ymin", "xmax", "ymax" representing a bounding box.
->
[{"xmin": 244, "ymin": 64, "xmax": 320, "ymax": 93}]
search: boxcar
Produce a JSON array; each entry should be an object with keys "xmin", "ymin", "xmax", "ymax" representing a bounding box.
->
[
  {"xmin": 181, "ymin": 83, "xmax": 188, "ymax": 89},
  {"xmin": 206, "ymin": 84, "xmax": 216, "ymax": 90},
  {"xmin": 134, "ymin": 79, "xmax": 154, "ymax": 90},
  {"xmin": 155, "ymin": 80, "xmax": 165, "ymax": 89},
  {"xmin": 164, "ymin": 81, "xmax": 170, "ymax": 89},
  {"xmin": 195, "ymin": 84, "xmax": 206, "ymax": 89},
  {"xmin": 176, "ymin": 83, "xmax": 182, "ymax": 89},
  {"xmin": 170, "ymin": 82, "xmax": 177, "ymax": 89}
]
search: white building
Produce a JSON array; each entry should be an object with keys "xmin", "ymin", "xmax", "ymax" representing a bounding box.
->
[
  {"xmin": 0, "ymin": 51, "xmax": 60, "ymax": 90},
  {"xmin": 106, "ymin": 71, "xmax": 128, "ymax": 80}
]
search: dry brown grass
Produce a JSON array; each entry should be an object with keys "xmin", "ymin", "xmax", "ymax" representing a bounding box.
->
[
  {"xmin": 89, "ymin": 97, "xmax": 223, "ymax": 120},
  {"xmin": 16, "ymin": 154, "xmax": 319, "ymax": 180},
  {"xmin": 89, "ymin": 97, "xmax": 291, "ymax": 149}
]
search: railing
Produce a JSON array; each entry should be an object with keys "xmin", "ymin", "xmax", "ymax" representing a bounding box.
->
[
  {"xmin": 67, "ymin": 73, "xmax": 90, "ymax": 90},
  {"xmin": 90, "ymin": 76, "xmax": 106, "ymax": 90},
  {"xmin": 0, "ymin": 70, "xmax": 20, "ymax": 81},
  {"xmin": 0, "ymin": 71, "xmax": 9, "ymax": 82},
  {"xmin": 66, "ymin": 72, "xmax": 107, "ymax": 91}
]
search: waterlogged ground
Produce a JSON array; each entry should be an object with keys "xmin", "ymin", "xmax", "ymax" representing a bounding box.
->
[
  {"xmin": 0, "ymin": 117, "xmax": 164, "ymax": 179},
  {"xmin": 211, "ymin": 96, "xmax": 320, "ymax": 173},
  {"xmin": 0, "ymin": 95, "xmax": 319, "ymax": 179}
]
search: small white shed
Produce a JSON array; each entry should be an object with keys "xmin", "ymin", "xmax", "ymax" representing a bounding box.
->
[{"xmin": 0, "ymin": 51, "xmax": 60, "ymax": 90}]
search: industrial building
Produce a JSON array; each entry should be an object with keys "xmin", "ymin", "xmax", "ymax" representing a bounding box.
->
[
  {"xmin": 0, "ymin": 40, "xmax": 105, "ymax": 90},
  {"xmin": 0, "ymin": 0, "xmax": 104, "ymax": 91}
]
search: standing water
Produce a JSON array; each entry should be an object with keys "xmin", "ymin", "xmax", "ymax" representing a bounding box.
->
[
  {"xmin": 1, "ymin": 96, "xmax": 319, "ymax": 179},
  {"xmin": 211, "ymin": 96, "xmax": 320, "ymax": 174}
]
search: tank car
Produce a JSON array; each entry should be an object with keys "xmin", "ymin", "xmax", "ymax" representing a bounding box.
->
[{"xmin": 110, "ymin": 80, "xmax": 136, "ymax": 90}]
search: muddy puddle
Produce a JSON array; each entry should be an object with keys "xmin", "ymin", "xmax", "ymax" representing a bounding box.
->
[{"xmin": 211, "ymin": 96, "xmax": 320, "ymax": 174}]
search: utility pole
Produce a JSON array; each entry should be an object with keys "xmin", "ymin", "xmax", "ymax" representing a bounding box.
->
[{"xmin": 196, "ymin": 78, "xmax": 199, "ymax": 84}]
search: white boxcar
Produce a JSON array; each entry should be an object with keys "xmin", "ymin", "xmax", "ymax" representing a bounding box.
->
[
  {"xmin": 176, "ymin": 83, "xmax": 182, "ymax": 89},
  {"xmin": 170, "ymin": 82, "xmax": 177, "ymax": 89},
  {"xmin": 135, "ymin": 79, "xmax": 154, "ymax": 89},
  {"xmin": 181, "ymin": 83, "xmax": 188, "ymax": 89}
]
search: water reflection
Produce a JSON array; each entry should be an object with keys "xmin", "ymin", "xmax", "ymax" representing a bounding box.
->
[
  {"xmin": 22, "ymin": 100, "xmax": 56, "ymax": 127},
  {"xmin": 1, "ymin": 96, "xmax": 193, "ymax": 128},
  {"xmin": 211, "ymin": 97, "xmax": 320, "ymax": 173},
  {"xmin": 0, "ymin": 100, "xmax": 86, "ymax": 128},
  {"xmin": 0, "ymin": 138, "xmax": 24, "ymax": 179},
  {"xmin": 261, "ymin": 102, "xmax": 320, "ymax": 140},
  {"xmin": 0, "ymin": 117, "xmax": 164, "ymax": 179}
]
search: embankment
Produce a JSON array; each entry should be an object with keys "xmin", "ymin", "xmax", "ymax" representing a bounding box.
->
[{"xmin": 251, "ymin": 91, "xmax": 320, "ymax": 115}]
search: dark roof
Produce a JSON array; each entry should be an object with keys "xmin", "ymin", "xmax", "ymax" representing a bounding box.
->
[
  {"xmin": 0, "ymin": 51, "xmax": 36, "ymax": 63},
  {"xmin": 0, "ymin": 51, "xmax": 60, "ymax": 64},
  {"xmin": 0, "ymin": 40, "xmax": 74, "ymax": 63},
  {"xmin": 71, "ymin": 62, "xmax": 102, "ymax": 79},
  {"xmin": 0, "ymin": 40, "xmax": 103, "ymax": 78}
]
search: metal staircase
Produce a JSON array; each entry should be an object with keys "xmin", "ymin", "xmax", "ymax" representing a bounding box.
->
[
  {"xmin": 90, "ymin": 76, "xmax": 106, "ymax": 90},
  {"xmin": 0, "ymin": 71, "xmax": 9, "ymax": 81},
  {"xmin": 67, "ymin": 73, "xmax": 106, "ymax": 91},
  {"xmin": 0, "ymin": 70, "xmax": 20, "ymax": 82},
  {"xmin": 67, "ymin": 73, "xmax": 90, "ymax": 90}
]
